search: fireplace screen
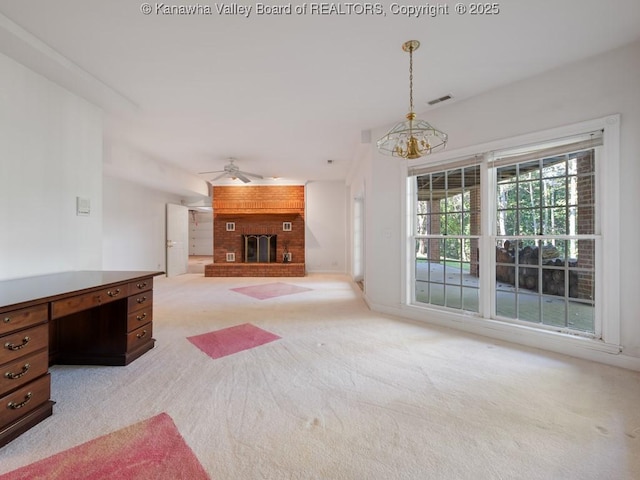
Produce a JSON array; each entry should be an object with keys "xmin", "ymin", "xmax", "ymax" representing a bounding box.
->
[{"xmin": 244, "ymin": 234, "xmax": 277, "ymax": 263}]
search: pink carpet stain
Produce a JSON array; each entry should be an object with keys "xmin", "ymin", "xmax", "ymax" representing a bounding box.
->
[
  {"xmin": 230, "ymin": 282, "xmax": 312, "ymax": 300},
  {"xmin": 187, "ymin": 323, "xmax": 281, "ymax": 359},
  {"xmin": 0, "ymin": 413, "xmax": 209, "ymax": 480}
]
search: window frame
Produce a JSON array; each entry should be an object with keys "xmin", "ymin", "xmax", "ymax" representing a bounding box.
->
[
  {"xmin": 410, "ymin": 165, "xmax": 482, "ymax": 313},
  {"xmin": 492, "ymin": 151, "xmax": 599, "ymax": 336},
  {"xmin": 405, "ymin": 115, "xmax": 620, "ymax": 348}
]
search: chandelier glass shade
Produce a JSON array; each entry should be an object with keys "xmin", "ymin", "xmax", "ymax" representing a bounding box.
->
[{"xmin": 377, "ymin": 40, "xmax": 448, "ymax": 160}]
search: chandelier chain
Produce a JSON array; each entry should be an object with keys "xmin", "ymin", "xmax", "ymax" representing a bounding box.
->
[{"xmin": 408, "ymin": 44, "xmax": 414, "ymax": 113}]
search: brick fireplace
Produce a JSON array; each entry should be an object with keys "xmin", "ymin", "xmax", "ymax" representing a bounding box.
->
[{"xmin": 204, "ymin": 185, "xmax": 305, "ymax": 277}]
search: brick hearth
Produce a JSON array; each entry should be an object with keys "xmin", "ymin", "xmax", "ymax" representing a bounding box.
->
[{"xmin": 205, "ymin": 262, "xmax": 305, "ymax": 277}]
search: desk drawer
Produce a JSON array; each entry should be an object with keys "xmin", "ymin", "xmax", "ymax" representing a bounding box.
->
[
  {"xmin": 52, "ymin": 292, "xmax": 100, "ymax": 318},
  {"xmin": 128, "ymin": 278, "xmax": 153, "ymax": 295},
  {"xmin": 128, "ymin": 291, "xmax": 153, "ymax": 313},
  {"xmin": 0, "ymin": 324, "xmax": 48, "ymax": 365},
  {"xmin": 51, "ymin": 285, "xmax": 127, "ymax": 319},
  {"xmin": 126, "ymin": 323, "xmax": 153, "ymax": 352},
  {"xmin": 1, "ymin": 349, "xmax": 48, "ymax": 394},
  {"xmin": 102, "ymin": 285, "xmax": 127, "ymax": 302},
  {"xmin": 0, "ymin": 374, "xmax": 50, "ymax": 429},
  {"xmin": 127, "ymin": 308, "xmax": 153, "ymax": 332},
  {"xmin": 1, "ymin": 304, "xmax": 48, "ymax": 336}
]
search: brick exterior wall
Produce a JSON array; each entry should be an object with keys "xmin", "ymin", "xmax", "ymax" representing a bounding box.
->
[
  {"xmin": 427, "ymin": 202, "xmax": 441, "ymax": 263},
  {"xmin": 206, "ymin": 185, "xmax": 305, "ymax": 277},
  {"xmin": 576, "ymin": 152, "xmax": 595, "ymax": 300},
  {"xmin": 469, "ymin": 187, "xmax": 481, "ymax": 277}
]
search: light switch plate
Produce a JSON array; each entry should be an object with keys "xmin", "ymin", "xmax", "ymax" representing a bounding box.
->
[{"xmin": 76, "ymin": 197, "xmax": 91, "ymax": 216}]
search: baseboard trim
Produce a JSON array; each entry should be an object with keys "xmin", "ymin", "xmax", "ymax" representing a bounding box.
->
[{"xmin": 364, "ymin": 299, "xmax": 640, "ymax": 372}]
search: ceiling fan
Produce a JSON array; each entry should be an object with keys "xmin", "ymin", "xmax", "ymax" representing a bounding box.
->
[{"xmin": 199, "ymin": 158, "xmax": 263, "ymax": 183}]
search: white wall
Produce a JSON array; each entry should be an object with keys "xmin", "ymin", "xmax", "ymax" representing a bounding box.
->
[
  {"xmin": 352, "ymin": 39, "xmax": 640, "ymax": 366},
  {"xmin": 102, "ymin": 176, "xmax": 182, "ymax": 272},
  {"xmin": 0, "ymin": 52, "xmax": 103, "ymax": 280},
  {"xmin": 104, "ymin": 142, "xmax": 209, "ymax": 198},
  {"xmin": 363, "ymin": 154, "xmax": 405, "ymax": 305},
  {"xmin": 102, "ymin": 141, "xmax": 211, "ymax": 271},
  {"xmin": 305, "ymin": 181, "xmax": 347, "ymax": 273}
]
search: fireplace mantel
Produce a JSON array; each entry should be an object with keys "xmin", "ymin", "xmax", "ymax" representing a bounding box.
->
[
  {"xmin": 214, "ymin": 212, "xmax": 301, "ymax": 218},
  {"xmin": 214, "ymin": 197, "xmax": 304, "ymax": 215}
]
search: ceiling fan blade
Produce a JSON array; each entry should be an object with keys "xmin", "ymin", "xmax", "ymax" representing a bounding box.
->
[
  {"xmin": 239, "ymin": 171, "xmax": 263, "ymax": 179},
  {"xmin": 202, "ymin": 159, "xmax": 262, "ymax": 182},
  {"xmin": 209, "ymin": 172, "xmax": 228, "ymax": 181}
]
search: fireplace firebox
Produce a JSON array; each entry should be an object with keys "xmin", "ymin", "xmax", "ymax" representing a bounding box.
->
[{"xmin": 244, "ymin": 234, "xmax": 277, "ymax": 263}]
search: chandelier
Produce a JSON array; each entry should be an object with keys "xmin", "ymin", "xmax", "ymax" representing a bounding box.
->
[{"xmin": 377, "ymin": 40, "xmax": 448, "ymax": 159}]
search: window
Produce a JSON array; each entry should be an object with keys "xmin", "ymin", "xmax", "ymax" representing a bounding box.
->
[
  {"xmin": 495, "ymin": 149, "xmax": 597, "ymax": 333},
  {"xmin": 408, "ymin": 119, "xmax": 616, "ymax": 343},
  {"xmin": 412, "ymin": 165, "xmax": 481, "ymax": 312}
]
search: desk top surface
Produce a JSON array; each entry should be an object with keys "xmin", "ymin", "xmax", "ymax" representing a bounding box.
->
[{"xmin": 0, "ymin": 270, "xmax": 164, "ymax": 310}]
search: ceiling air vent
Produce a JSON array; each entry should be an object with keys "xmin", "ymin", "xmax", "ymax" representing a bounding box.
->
[{"xmin": 427, "ymin": 94, "xmax": 453, "ymax": 106}]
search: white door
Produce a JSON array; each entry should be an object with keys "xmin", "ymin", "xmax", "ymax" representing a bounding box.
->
[{"xmin": 166, "ymin": 204, "xmax": 189, "ymax": 277}]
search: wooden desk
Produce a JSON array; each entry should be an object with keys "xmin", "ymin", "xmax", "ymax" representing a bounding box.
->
[{"xmin": 0, "ymin": 270, "xmax": 163, "ymax": 447}]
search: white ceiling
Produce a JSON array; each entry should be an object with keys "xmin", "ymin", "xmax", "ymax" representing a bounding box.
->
[{"xmin": 1, "ymin": 0, "xmax": 639, "ymax": 187}]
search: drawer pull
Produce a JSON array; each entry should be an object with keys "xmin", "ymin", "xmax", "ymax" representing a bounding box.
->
[
  {"xmin": 136, "ymin": 282, "xmax": 148, "ymax": 289},
  {"xmin": 8, "ymin": 392, "xmax": 32, "ymax": 410},
  {"xmin": 5, "ymin": 363, "xmax": 31, "ymax": 380},
  {"xmin": 136, "ymin": 313, "xmax": 147, "ymax": 322},
  {"xmin": 136, "ymin": 329, "xmax": 148, "ymax": 339},
  {"xmin": 5, "ymin": 336, "xmax": 30, "ymax": 351},
  {"xmin": 3, "ymin": 316, "xmax": 10, "ymax": 323},
  {"xmin": 107, "ymin": 288, "xmax": 121, "ymax": 297},
  {"xmin": 136, "ymin": 296, "xmax": 147, "ymax": 304}
]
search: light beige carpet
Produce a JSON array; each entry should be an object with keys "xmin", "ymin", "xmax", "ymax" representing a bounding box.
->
[{"xmin": 1, "ymin": 273, "xmax": 639, "ymax": 479}]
